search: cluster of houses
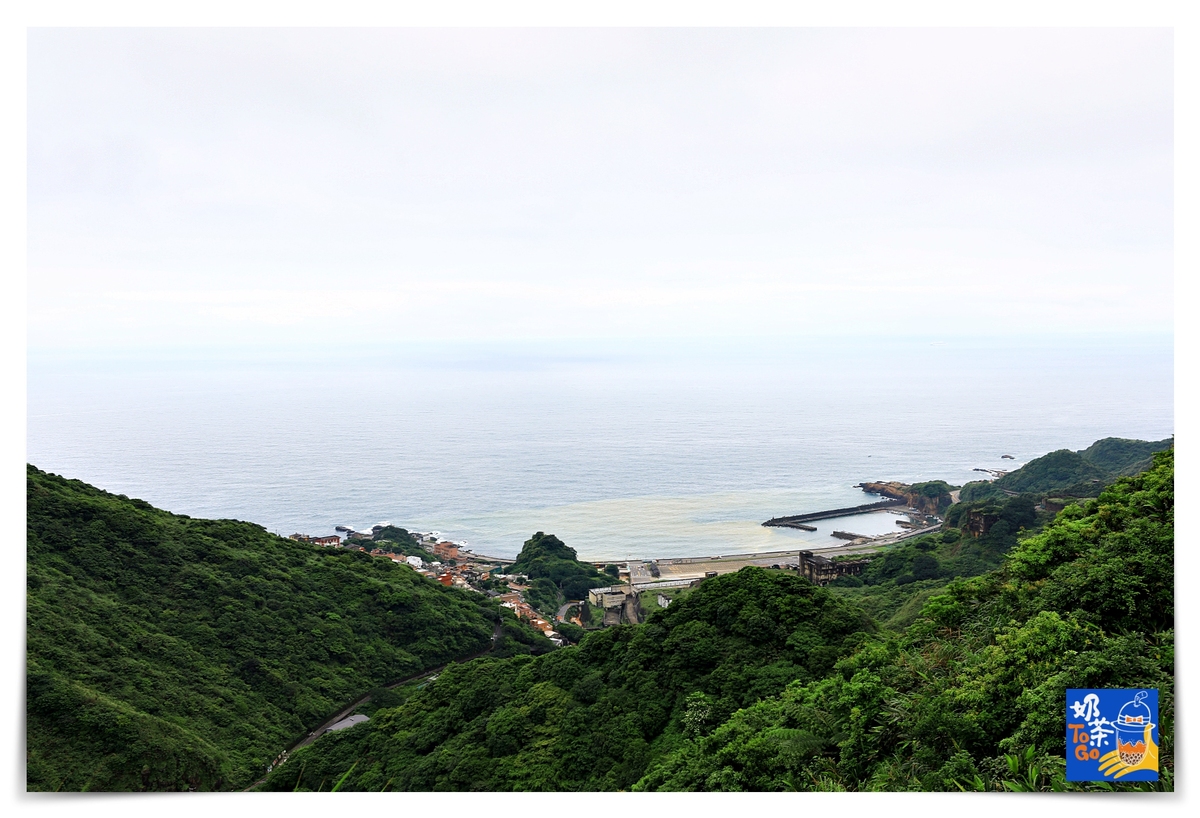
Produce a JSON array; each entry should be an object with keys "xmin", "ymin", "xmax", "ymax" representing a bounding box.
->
[
  {"xmin": 288, "ymin": 533, "xmax": 342, "ymax": 547},
  {"xmin": 289, "ymin": 529, "xmax": 489, "ymax": 591},
  {"xmin": 495, "ymin": 587, "xmax": 565, "ymax": 645},
  {"xmin": 290, "ymin": 528, "xmax": 569, "ymax": 642},
  {"xmin": 374, "ymin": 542, "xmax": 489, "ymax": 593},
  {"xmin": 287, "ymin": 525, "xmax": 873, "ymax": 646}
]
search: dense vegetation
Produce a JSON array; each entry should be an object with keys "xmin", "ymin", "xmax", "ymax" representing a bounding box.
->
[
  {"xmin": 824, "ymin": 493, "xmax": 1043, "ymax": 628},
  {"xmin": 25, "ymin": 466, "xmax": 548, "ymax": 792},
  {"xmin": 960, "ymin": 436, "xmax": 1172, "ymax": 501},
  {"xmin": 504, "ymin": 532, "xmax": 611, "ymax": 615},
  {"xmin": 857, "ymin": 437, "xmax": 1175, "ymax": 633},
  {"xmin": 260, "ymin": 449, "xmax": 1172, "ymax": 792},
  {"xmin": 368, "ymin": 526, "xmax": 438, "ymax": 563},
  {"xmin": 261, "ymin": 568, "xmax": 874, "ymax": 791},
  {"xmin": 27, "ymin": 436, "xmax": 1172, "ymax": 792},
  {"xmin": 907, "ymin": 480, "xmax": 957, "ymax": 514},
  {"xmin": 637, "ymin": 449, "xmax": 1173, "ymax": 791}
]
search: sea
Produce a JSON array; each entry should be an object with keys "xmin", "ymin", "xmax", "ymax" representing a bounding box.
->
[{"xmin": 26, "ymin": 334, "xmax": 1173, "ymax": 562}]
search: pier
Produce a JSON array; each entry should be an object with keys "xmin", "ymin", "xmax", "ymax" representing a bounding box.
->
[{"xmin": 762, "ymin": 498, "xmax": 905, "ymax": 528}]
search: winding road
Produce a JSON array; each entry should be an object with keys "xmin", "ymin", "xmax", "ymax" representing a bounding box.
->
[
  {"xmin": 555, "ymin": 600, "xmax": 582, "ymax": 622},
  {"xmin": 243, "ymin": 620, "xmax": 503, "ymax": 791}
]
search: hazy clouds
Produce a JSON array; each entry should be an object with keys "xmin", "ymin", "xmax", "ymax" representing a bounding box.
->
[{"xmin": 27, "ymin": 28, "xmax": 1172, "ymax": 353}]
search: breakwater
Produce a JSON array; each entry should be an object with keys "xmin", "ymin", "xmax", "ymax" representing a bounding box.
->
[{"xmin": 762, "ymin": 498, "xmax": 906, "ymax": 528}]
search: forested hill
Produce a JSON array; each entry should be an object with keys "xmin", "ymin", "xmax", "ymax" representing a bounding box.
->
[
  {"xmin": 261, "ymin": 568, "xmax": 875, "ymax": 791},
  {"xmin": 505, "ymin": 531, "xmax": 611, "ymax": 615},
  {"xmin": 960, "ymin": 436, "xmax": 1172, "ymax": 501},
  {"xmin": 25, "ymin": 466, "xmax": 536, "ymax": 792},
  {"xmin": 263, "ymin": 450, "xmax": 1173, "ymax": 792}
]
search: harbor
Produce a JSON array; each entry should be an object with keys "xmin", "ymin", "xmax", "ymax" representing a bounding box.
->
[
  {"xmin": 612, "ymin": 520, "xmax": 941, "ymax": 589},
  {"xmin": 441, "ymin": 492, "xmax": 946, "ymax": 588},
  {"xmin": 762, "ymin": 498, "xmax": 906, "ymax": 528}
]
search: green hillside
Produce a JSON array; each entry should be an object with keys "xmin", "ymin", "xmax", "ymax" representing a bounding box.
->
[
  {"xmin": 1079, "ymin": 436, "xmax": 1174, "ymax": 475},
  {"xmin": 27, "ymin": 440, "xmax": 1173, "ymax": 792},
  {"xmin": 25, "ymin": 466, "xmax": 537, "ymax": 792},
  {"xmin": 504, "ymin": 531, "xmax": 611, "ymax": 615},
  {"xmin": 639, "ymin": 449, "xmax": 1174, "ymax": 791},
  {"xmin": 960, "ymin": 436, "xmax": 1171, "ymax": 501},
  {"xmin": 260, "ymin": 567, "xmax": 874, "ymax": 791}
]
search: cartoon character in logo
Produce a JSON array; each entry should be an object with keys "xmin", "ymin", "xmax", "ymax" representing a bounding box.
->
[{"xmin": 1097, "ymin": 691, "xmax": 1158, "ymax": 779}]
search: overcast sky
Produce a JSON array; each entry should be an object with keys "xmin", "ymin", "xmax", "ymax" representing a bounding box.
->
[{"xmin": 27, "ymin": 27, "xmax": 1172, "ymax": 354}]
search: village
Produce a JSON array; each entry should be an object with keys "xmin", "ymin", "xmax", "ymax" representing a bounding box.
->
[
  {"xmin": 283, "ymin": 514, "xmax": 931, "ymax": 643},
  {"xmin": 287, "ymin": 527, "xmax": 576, "ymax": 644}
]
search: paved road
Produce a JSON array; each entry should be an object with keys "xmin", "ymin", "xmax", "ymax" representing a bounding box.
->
[
  {"xmin": 458, "ymin": 552, "xmax": 509, "ymax": 564},
  {"xmin": 556, "ymin": 600, "xmax": 582, "ymax": 622},
  {"xmin": 626, "ymin": 525, "xmax": 945, "ymax": 580}
]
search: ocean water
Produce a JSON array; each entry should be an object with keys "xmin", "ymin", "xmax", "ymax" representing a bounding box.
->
[{"xmin": 26, "ymin": 336, "xmax": 1173, "ymax": 561}]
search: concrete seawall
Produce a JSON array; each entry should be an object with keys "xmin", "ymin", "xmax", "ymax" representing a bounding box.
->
[{"xmin": 762, "ymin": 498, "xmax": 906, "ymax": 527}]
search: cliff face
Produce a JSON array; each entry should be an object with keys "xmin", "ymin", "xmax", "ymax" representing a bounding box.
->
[
  {"xmin": 964, "ymin": 508, "xmax": 1001, "ymax": 537},
  {"xmin": 858, "ymin": 481, "xmax": 909, "ymax": 501},
  {"xmin": 857, "ymin": 481, "xmax": 952, "ymax": 516}
]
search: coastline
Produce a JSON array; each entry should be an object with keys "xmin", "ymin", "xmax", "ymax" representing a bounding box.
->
[
  {"xmin": 456, "ymin": 520, "xmax": 944, "ymax": 589},
  {"xmin": 392, "ymin": 490, "xmax": 940, "ymax": 564}
]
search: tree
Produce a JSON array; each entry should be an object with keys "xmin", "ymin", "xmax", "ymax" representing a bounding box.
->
[{"xmin": 911, "ymin": 553, "xmax": 940, "ymax": 581}]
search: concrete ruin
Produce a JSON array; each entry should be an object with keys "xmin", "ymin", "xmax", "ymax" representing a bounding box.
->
[
  {"xmin": 792, "ymin": 550, "xmax": 869, "ymax": 585},
  {"xmin": 588, "ymin": 585, "xmax": 644, "ymax": 626}
]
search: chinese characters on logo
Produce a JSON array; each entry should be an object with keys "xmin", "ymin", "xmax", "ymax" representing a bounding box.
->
[{"xmin": 1066, "ymin": 689, "xmax": 1158, "ymax": 782}]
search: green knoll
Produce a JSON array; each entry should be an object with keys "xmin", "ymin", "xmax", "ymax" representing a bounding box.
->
[
  {"xmin": 504, "ymin": 531, "xmax": 611, "ymax": 615},
  {"xmin": 25, "ymin": 465, "xmax": 531, "ymax": 792}
]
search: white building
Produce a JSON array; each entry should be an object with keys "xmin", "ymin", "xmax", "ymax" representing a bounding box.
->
[{"xmin": 406, "ymin": 555, "xmax": 424, "ymax": 569}]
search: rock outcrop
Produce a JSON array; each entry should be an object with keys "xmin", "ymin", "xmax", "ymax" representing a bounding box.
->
[{"xmin": 856, "ymin": 481, "xmax": 954, "ymax": 516}]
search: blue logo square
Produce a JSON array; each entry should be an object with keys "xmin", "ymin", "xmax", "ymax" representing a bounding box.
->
[{"xmin": 1066, "ymin": 689, "xmax": 1159, "ymax": 782}]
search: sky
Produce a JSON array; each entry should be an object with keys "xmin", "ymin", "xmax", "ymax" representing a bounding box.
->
[{"xmin": 26, "ymin": 26, "xmax": 1173, "ymax": 357}]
